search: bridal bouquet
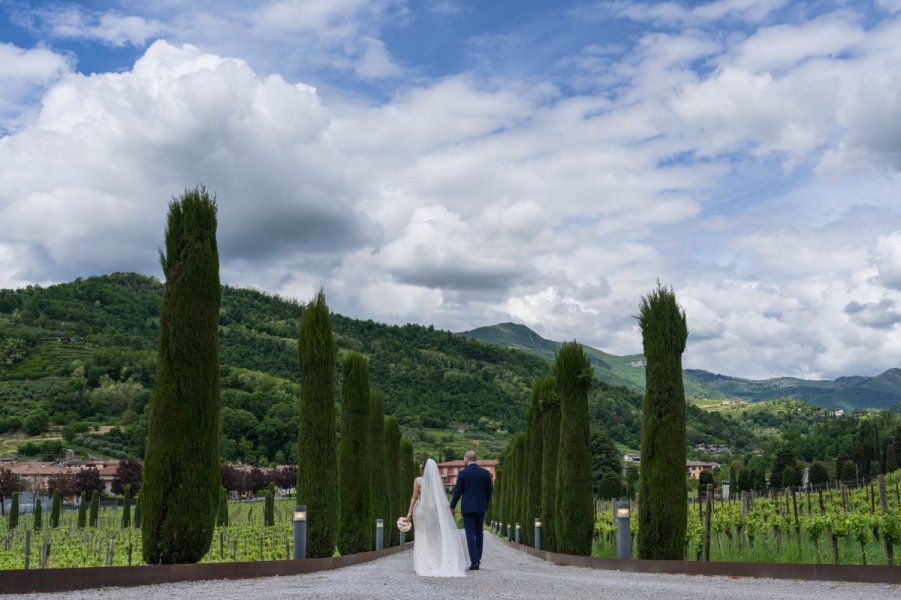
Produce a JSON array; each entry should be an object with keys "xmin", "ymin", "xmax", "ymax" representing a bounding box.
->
[{"xmin": 396, "ymin": 517, "xmax": 412, "ymax": 532}]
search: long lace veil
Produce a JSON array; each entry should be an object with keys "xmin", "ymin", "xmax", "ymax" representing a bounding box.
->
[{"xmin": 418, "ymin": 458, "xmax": 468, "ymax": 573}]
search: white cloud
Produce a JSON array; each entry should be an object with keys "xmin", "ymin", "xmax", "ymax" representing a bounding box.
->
[
  {"xmin": 874, "ymin": 232, "xmax": 901, "ymax": 290},
  {"xmin": 23, "ymin": 6, "xmax": 166, "ymax": 47},
  {"xmin": 877, "ymin": 0, "xmax": 901, "ymax": 14},
  {"xmin": 0, "ymin": 41, "xmax": 367, "ymax": 287},
  {"xmin": 602, "ymin": 0, "xmax": 788, "ymax": 26},
  {"xmin": 734, "ymin": 17, "xmax": 866, "ymax": 73},
  {"xmin": 355, "ymin": 37, "xmax": 403, "ymax": 79},
  {"xmin": 0, "ymin": 43, "xmax": 72, "ymax": 132},
  {"xmin": 4, "ymin": 4, "xmax": 901, "ymax": 383},
  {"xmin": 373, "ymin": 204, "xmax": 525, "ymax": 290}
]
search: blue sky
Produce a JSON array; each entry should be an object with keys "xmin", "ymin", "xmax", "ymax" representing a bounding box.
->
[{"xmin": 2, "ymin": 0, "xmax": 901, "ymax": 380}]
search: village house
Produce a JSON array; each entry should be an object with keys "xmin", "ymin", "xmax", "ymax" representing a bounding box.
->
[
  {"xmin": 686, "ymin": 460, "xmax": 720, "ymax": 479},
  {"xmin": 437, "ymin": 459, "xmax": 498, "ymax": 489}
]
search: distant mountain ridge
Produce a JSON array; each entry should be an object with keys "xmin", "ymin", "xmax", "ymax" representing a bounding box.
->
[{"xmin": 459, "ymin": 323, "xmax": 901, "ymax": 411}]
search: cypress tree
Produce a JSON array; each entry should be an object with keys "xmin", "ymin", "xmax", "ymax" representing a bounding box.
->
[
  {"xmin": 33, "ymin": 497, "xmax": 42, "ymax": 530},
  {"xmin": 841, "ymin": 459, "xmax": 857, "ymax": 485},
  {"xmin": 9, "ymin": 492, "xmax": 18, "ymax": 529},
  {"xmin": 216, "ymin": 487, "xmax": 229, "ymax": 527},
  {"xmin": 396, "ymin": 433, "xmax": 411, "ymax": 543},
  {"xmin": 554, "ymin": 342, "xmax": 594, "ymax": 556},
  {"xmin": 770, "ymin": 447, "xmax": 797, "ymax": 490},
  {"xmin": 894, "ymin": 426, "xmax": 901, "ymax": 467},
  {"xmin": 834, "ymin": 451, "xmax": 849, "ymax": 484},
  {"xmin": 526, "ymin": 387, "xmax": 544, "ymax": 528},
  {"xmin": 698, "ymin": 471, "xmax": 714, "ymax": 498},
  {"xmin": 509, "ymin": 432, "xmax": 524, "ymax": 541},
  {"xmin": 400, "ymin": 437, "xmax": 419, "ymax": 542},
  {"xmin": 77, "ymin": 491, "xmax": 86, "ymax": 528},
  {"xmin": 502, "ymin": 446, "xmax": 514, "ymax": 534},
  {"xmin": 337, "ymin": 351, "xmax": 372, "ymax": 554},
  {"xmin": 636, "ymin": 283, "xmax": 688, "ymax": 560},
  {"xmin": 526, "ymin": 390, "xmax": 543, "ymax": 546},
  {"xmin": 782, "ymin": 466, "xmax": 797, "ymax": 489},
  {"xmin": 886, "ymin": 442, "xmax": 898, "ymax": 474},
  {"xmin": 598, "ymin": 472, "xmax": 623, "ymax": 500},
  {"xmin": 808, "ymin": 461, "xmax": 829, "ymax": 487},
  {"xmin": 537, "ymin": 376, "xmax": 560, "ymax": 552},
  {"xmin": 486, "ymin": 465, "xmax": 498, "ymax": 524},
  {"xmin": 122, "ymin": 485, "xmax": 132, "ymax": 529},
  {"xmin": 491, "ymin": 459, "xmax": 501, "ymax": 526},
  {"xmin": 518, "ymin": 431, "xmax": 532, "ymax": 544},
  {"xmin": 369, "ymin": 390, "xmax": 389, "ymax": 543},
  {"xmin": 50, "ymin": 489, "xmax": 61, "ymax": 528},
  {"xmin": 89, "ymin": 489, "xmax": 99, "ymax": 528},
  {"xmin": 134, "ymin": 493, "xmax": 142, "ymax": 529},
  {"xmin": 297, "ymin": 291, "xmax": 338, "ymax": 558},
  {"xmin": 142, "ymin": 187, "xmax": 221, "ymax": 564}
]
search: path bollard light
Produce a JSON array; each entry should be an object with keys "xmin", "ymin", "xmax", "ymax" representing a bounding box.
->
[
  {"xmin": 507, "ymin": 523, "xmax": 513, "ymax": 542},
  {"xmin": 293, "ymin": 505, "xmax": 307, "ymax": 560},
  {"xmin": 399, "ymin": 529, "xmax": 406, "ymax": 545},
  {"xmin": 515, "ymin": 523, "xmax": 521, "ymax": 544},
  {"xmin": 534, "ymin": 518, "xmax": 542, "ymax": 550},
  {"xmin": 616, "ymin": 501, "xmax": 631, "ymax": 560},
  {"xmin": 376, "ymin": 519, "xmax": 384, "ymax": 551}
]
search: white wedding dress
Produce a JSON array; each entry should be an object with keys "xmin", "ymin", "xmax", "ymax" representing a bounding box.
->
[{"xmin": 412, "ymin": 459, "xmax": 469, "ymax": 577}]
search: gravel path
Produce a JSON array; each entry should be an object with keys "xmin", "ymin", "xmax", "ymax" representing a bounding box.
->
[{"xmin": 6, "ymin": 533, "xmax": 899, "ymax": 600}]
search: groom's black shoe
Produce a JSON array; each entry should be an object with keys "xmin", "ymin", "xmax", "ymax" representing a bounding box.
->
[{"xmin": 469, "ymin": 563, "xmax": 480, "ymax": 571}]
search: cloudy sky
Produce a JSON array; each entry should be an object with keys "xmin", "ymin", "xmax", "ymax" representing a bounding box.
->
[{"xmin": 1, "ymin": 0, "xmax": 901, "ymax": 381}]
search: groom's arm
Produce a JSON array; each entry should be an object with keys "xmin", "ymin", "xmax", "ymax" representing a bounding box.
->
[{"xmin": 450, "ymin": 473, "xmax": 464, "ymax": 511}]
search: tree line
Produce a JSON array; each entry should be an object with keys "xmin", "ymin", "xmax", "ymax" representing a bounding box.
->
[
  {"xmin": 133, "ymin": 188, "xmax": 423, "ymax": 563},
  {"xmin": 491, "ymin": 284, "xmax": 690, "ymax": 560}
]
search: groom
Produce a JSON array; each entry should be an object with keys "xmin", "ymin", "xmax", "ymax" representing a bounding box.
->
[{"xmin": 450, "ymin": 450, "xmax": 493, "ymax": 570}]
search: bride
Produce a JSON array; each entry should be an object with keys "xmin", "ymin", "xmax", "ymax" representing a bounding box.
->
[{"xmin": 403, "ymin": 458, "xmax": 468, "ymax": 577}]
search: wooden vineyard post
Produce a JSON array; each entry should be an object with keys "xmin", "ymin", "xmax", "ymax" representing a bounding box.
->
[
  {"xmin": 820, "ymin": 488, "xmax": 839, "ymax": 564},
  {"xmin": 24, "ymin": 530, "xmax": 31, "ymax": 570},
  {"xmin": 738, "ymin": 491, "xmax": 749, "ymax": 550},
  {"xmin": 703, "ymin": 484, "xmax": 713, "ymax": 561},
  {"xmin": 878, "ymin": 474, "xmax": 893, "ymax": 565},
  {"xmin": 791, "ymin": 488, "xmax": 800, "ymax": 550}
]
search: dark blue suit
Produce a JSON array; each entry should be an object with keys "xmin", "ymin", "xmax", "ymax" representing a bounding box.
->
[{"xmin": 450, "ymin": 463, "xmax": 493, "ymax": 566}]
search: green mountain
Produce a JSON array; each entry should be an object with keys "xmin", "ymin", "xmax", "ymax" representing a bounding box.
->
[
  {"xmin": 0, "ymin": 273, "xmax": 548, "ymax": 462},
  {"xmin": 0, "ymin": 273, "xmax": 758, "ymax": 463},
  {"xmin": 459, "ymin": 323, "xmax": 901, "ymax": 411},
  {"xmin": 686, "ymin": 369, "xmax": 901, "ymax": 410}
]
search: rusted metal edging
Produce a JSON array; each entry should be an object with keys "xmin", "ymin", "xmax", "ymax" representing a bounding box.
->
[
  {"xmin": 0, "ymin": 544, "xmax": 410, "ymax": 595},
  {"xmin": 506, "ymin": 540, "xmax": 901, "ymax": 585}
]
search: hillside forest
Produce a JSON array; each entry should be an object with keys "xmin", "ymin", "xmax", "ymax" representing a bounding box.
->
[{"xmin": 1, "ymin": 273, "xmax": 899, "ymax": 491}]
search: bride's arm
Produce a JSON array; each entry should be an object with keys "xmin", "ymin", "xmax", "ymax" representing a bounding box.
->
[{"xmin": 405, "ymin": 479, "xmax": 421, "ymax": 520}]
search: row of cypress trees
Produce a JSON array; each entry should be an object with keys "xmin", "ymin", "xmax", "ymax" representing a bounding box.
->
[
  {"xmin": 297, "ymin": 291, "xmax": 418, "ymax": 556},
  {"xmin": 132, "ymin": 187, "xmax": 420, "ymax": 563},
  {"xmin": 491, "ymin": 341, "xmax": 594, "ymax": 555},
  {"xmin": 490, "ymin": 283, "xmax": 689, "ymax": 560}
]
